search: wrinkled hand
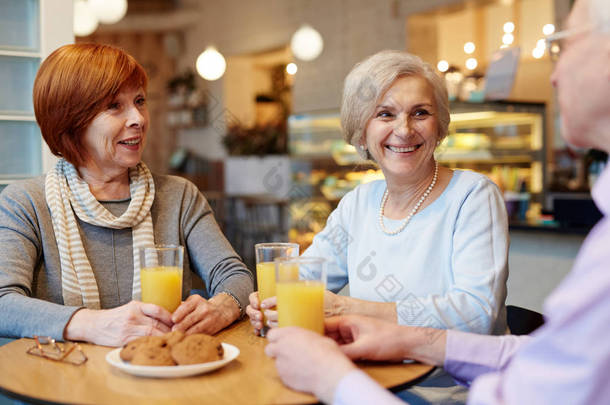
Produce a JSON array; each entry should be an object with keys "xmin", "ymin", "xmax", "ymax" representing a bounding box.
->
[
  {"xmin": 171, "ymin": 294, "xmax": 239, "ymax": 335},
  {"xmin": 326, "ymin": 315, "xmax": 447, "ymax": 366},
  {"xmin": 265, "ymin": 327, "xmax": 356, "ymax": 403},
  {"xmin": 325, "ymin": 315, "xmax": 411, "ymax": 362},
  {"xmin": 246, "ymin": 292, "xmax": 277, "ymax": 335},
  {"xmin": 64, "ymin": 300, "xmax": 173, "ymax": 347},
  {"xmin": 324, "ymin": 290, "xmax": 347, "ymax": 317},
  {"xmin": 247, "ymin": 290, "xmax": 346, "ymax": 335}
]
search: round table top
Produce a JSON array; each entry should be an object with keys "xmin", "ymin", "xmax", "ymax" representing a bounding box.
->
[{"xmin": 0, "ymin": 320, "xmax": 434, "ymax": 404}]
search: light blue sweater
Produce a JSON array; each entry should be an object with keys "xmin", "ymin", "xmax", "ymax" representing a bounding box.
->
[{"xmin": 303, "ymin": 170, "xmax": 508, "ymax": 335}]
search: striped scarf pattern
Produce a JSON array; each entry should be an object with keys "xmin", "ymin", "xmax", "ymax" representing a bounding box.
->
[{"xmin": 45, "ymin": 159, "xmax": 156, "ymax": 309}]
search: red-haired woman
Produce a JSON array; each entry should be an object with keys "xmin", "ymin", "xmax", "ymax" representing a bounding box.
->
[{"xmin": 0, "ymin": 44, "xmax": 253, "ymax": 346}]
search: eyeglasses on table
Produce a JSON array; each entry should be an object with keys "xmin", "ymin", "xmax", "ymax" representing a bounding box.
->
[{"xmin": 26, "ymin": 336, "xmax": 88, "ymax": 366}]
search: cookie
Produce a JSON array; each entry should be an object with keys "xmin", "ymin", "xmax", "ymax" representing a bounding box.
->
[
  {"xmin": 120, "ymin": 335, "xmax": 166, "ymax": 362},
  {"xmin": 164, "ymin": 330, "xmax": 185, "ymax": 347},
  {"xmin": 131, "ymin": 345, "xmax": 176, "ymax": 366},
  {"xmin": 171, "ymin": 334, "xmax": 224, "ymax": 365}
]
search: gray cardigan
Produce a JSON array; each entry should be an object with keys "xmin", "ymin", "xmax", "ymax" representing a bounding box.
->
[{"xmin": 0, "ymin": 174, "xmax": 254, "ymax": 339}]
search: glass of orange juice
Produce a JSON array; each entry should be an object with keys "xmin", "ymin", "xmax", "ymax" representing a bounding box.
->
[
  {"xmin": 139, "ymin": 245, "xmax": 184, "ymax": 313},
  {"xmin": 254, "ymin": 243, "xmax": 299, "ymax": 336},
  {"xmin": 275, "ymin": 256, "xmax": 326, "ymax": 335}
]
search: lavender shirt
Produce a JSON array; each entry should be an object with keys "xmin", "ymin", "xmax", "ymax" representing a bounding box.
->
[{"xmin": 334, "ymin": 165, "xmax": 610, "ymax": 405}]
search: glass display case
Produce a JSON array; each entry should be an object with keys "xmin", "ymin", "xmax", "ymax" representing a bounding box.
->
[
  {"xmin": 287, "ymin": 112, "xmax": 381, "ymax": 248},
  {"xmin": 287, "ymin": 101, "xmax": 547, "ymax": 248},
  {"xmin": 440, "ymin": 101, "xmax": 545, "ymax": 198}
]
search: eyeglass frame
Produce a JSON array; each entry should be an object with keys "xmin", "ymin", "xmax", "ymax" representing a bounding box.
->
[
  {"xmin": 26, "ymin": 336, "xmax": 88, "ymax": 366},
  {"xmin": 545, "ymin": 20, "xmax": 609, "ymax": 61}
]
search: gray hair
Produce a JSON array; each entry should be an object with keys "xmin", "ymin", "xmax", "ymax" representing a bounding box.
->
[
  {"xmin": 340, "ymin": 50, "xmax": 450, "ymax": 159},
  {"xmin": 591, "ymin": 0, "xmax": 610, "ymax": 33}
]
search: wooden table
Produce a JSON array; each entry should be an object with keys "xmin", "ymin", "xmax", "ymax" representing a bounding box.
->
[{"xmin": 0, "ymin": 320, "xmax": 434, "ymax": 404}]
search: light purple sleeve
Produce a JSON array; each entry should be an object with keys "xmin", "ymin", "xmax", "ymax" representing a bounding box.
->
[
  {"xmin": 467, "ymin": 224, "xmax": 610, "ymax": 403},
  {"xmin": 444, "ymin": 330, "xmax": 531, "ymax": 385},
  {"xmin": 445, "ymin": 168, "xmax": 610, "ymax": 405},
  {"xmin": 333, "ymin": 370, "xmax": 404, "ymax": 405}
]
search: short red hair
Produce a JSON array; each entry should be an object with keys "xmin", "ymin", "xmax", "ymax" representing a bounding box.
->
[{"xmin": 33, "ymin": 43, "xmax": 148, "ymax": 166}]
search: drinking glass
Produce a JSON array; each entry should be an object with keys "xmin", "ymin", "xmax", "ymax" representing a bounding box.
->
[
  {"xmin": 254, "ymin": 243, "xmax": 299, "ymax": 336},
  {"xmin": 275, "ymin": 256, "xmax": 326, "ymax": 334},
  {"xmin": 139, "ymin": 245, "xmax": 184, "ymax": 313}
]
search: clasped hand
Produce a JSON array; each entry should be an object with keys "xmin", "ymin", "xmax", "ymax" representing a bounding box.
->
[{"xmin": 65, "ymin": 294, "xmax": 236, "ymax": 347}]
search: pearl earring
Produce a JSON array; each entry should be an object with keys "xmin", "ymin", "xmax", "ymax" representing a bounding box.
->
[{"xmin": 360, "ymin": 145, "xmax": 366, "ymax": 150}]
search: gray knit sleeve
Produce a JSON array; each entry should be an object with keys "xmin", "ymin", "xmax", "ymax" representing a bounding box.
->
[
  {"xmin": 0, "ymin": 182, "xmax": 81, "ymax": 340},
  {"xmin": 179, "ymin": 181, "xmax": 254, "ymax": 315}
]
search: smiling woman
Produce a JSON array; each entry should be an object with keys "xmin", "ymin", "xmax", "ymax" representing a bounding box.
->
[
  {"xmin": 80, "ymin": 86, "xmax": 149, "ymax": 200},
  {"xmin": 246, "ymin": 48, "xmax": 510, "ymax": 405},
  {"xmin": 0, "ymin": 43, "xmax": 254, "ymax": 347},
  {"xmin": 363, "ymin": 75, "xmax": 440, "ymax": 201},
  {"xmin": 247, "ymin": 50, "xmax": 509, "ymax": 340}
]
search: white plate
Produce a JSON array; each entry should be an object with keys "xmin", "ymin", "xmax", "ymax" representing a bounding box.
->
[{"xmin": 105, "ymin": 342, "xmax": 239, "ymax": 378}]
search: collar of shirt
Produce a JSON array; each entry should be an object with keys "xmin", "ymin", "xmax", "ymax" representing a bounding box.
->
[{"xmin": 592, "ymin": 163, "xmax": 610, "ymax": 216}]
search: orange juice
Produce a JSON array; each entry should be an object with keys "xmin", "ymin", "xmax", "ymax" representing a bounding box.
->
[
  {"xmin": 257, "ymin": 262, "xmax": 300, "ymax": 328},
  {"xmin": 276, "ymin": 280, "xmax": 325, "ymax": 334},
  {"xmin": 256, "ymin": 261, "xmax": 276, "ymax": 329},
  {"xmin": 256, "ymin": 262, "xmax": 277, "ymax": 302},
  {"xmin": 276, "ymin": 263, "xmax": 300, "ymax": 283},
  {"xmin": 141, "ymin": 266, "xmax": 182, "ymax": 312}
]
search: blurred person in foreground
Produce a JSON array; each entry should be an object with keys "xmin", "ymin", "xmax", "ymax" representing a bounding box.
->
[
  {"xmin": 265, "ymin": 0, "xmax": 610, "ymax": 403},
  {"xmin": 248, "ymin": 50, "xmax": 509, "ymax": 337},
  {"xmin": 0, "ymin": 43, "xmax": 253, "ymax": 346}
]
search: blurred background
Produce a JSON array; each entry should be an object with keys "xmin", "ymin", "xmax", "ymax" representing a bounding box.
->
[{"xmin": 1, "ymin": 0, "xmax": 604, "ymax": 311}]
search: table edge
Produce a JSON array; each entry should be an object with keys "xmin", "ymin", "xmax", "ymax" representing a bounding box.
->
[
  {"xmin": 0, "ymin": 384, "xmax": 67, "ymax": 405},
  {"xmin": 387, "ymin": 365, "xmax": 436, "ymax": 393}
]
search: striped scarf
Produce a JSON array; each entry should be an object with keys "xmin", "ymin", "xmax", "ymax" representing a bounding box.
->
[{"xmin": 45, "ymin": 159, "xmax": 156, "ymax": 309}]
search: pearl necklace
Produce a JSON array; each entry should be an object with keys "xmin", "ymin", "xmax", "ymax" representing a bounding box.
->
[{"xmin": 379, "ymin": 161, "xmax": 439, "ymax": 236}]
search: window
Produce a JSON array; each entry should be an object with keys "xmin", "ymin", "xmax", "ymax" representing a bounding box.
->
[{"xmin": 0, "ymin": 0, "xmax": 72, "ymax": 187}]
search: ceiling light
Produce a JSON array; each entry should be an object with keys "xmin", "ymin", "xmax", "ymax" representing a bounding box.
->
[
  {"xmin": 437, "ymin": 60, "xmax": 449, "ymax": 72},
  {"xmin": 291, "ymin": 25, "xmax": 324, "ymax": 61},
  {"xmin": 88, "ymin": 0, "xmax": 127, "ymax": 24},
  {"xmin": 542, "ymin": 24, "xmax": 555, "ymax": 36},
  {"xmin": 73, "ymin": 0, "xmax": 99, "ymax": 37},
  {"xmin": 502, "ymin": 33, "xmax": 514, "ymax": 45},
  {"xmin": 532, "ymin": 47, "xmax": 545, "ymax": 59},
  {"xmin": 503, "ymin": 22, "xmax": 515, "ymax": 33},
  {"xmin": 196, "ymin": 47, "xmax": 226, "ymax": 81},
  {"xmin": 464, "ymin": 42, "xmax": 476, "ymax": 54},
  {"xmin": 286, "ymin": 63, "xmax": 298, "ymax": 75},
  {"xmin": 466, "ymin": 58, "xmax": 478, "ymax": 70}
]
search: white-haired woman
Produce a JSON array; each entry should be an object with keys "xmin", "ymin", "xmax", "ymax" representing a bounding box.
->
[{"xmin": 248, "ymin": 50, "xmax": 508, "ymax": 337}]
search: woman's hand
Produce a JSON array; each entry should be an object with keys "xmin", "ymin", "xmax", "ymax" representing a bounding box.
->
[
  {"xmin": 246, "ymin": 290, "xmax": 350, "ymax": 335},
  {"xmin": 265, "ymin": 327, "xmax": 356, "ymax": 403},
  {"xmin": 171, "ymin": 293, "xmax": 240, "ymax": 335},
  {"xmin": 325, "ymin": 315, "xmax": 446, "ymax": 366},
  {"xmin": 64, "ymin": 301, "xmax": 173, "ymax": 347},
  {"xmin": 324, "ymin": 290, "xmax": 348, "ymax": 317},
  {"xmin": 246, "ymin": 292, "xmax": 278, "ymax": 334}
]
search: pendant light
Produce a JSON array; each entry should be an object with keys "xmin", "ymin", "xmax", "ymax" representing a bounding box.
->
[
  {"xmin": 73, "ymin": 0, "xmax": 98, "ymax": 37},
  {"xmin": 290, "ymin": 25, "xmax": 324, "ymax": 61},
  {"xmin": 89, "ymin": 0, "xmax": 128, "ymax": 24},
  {"xmin": 196, "ymin": 47, "xmax": 227, "ymax": 81}
]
